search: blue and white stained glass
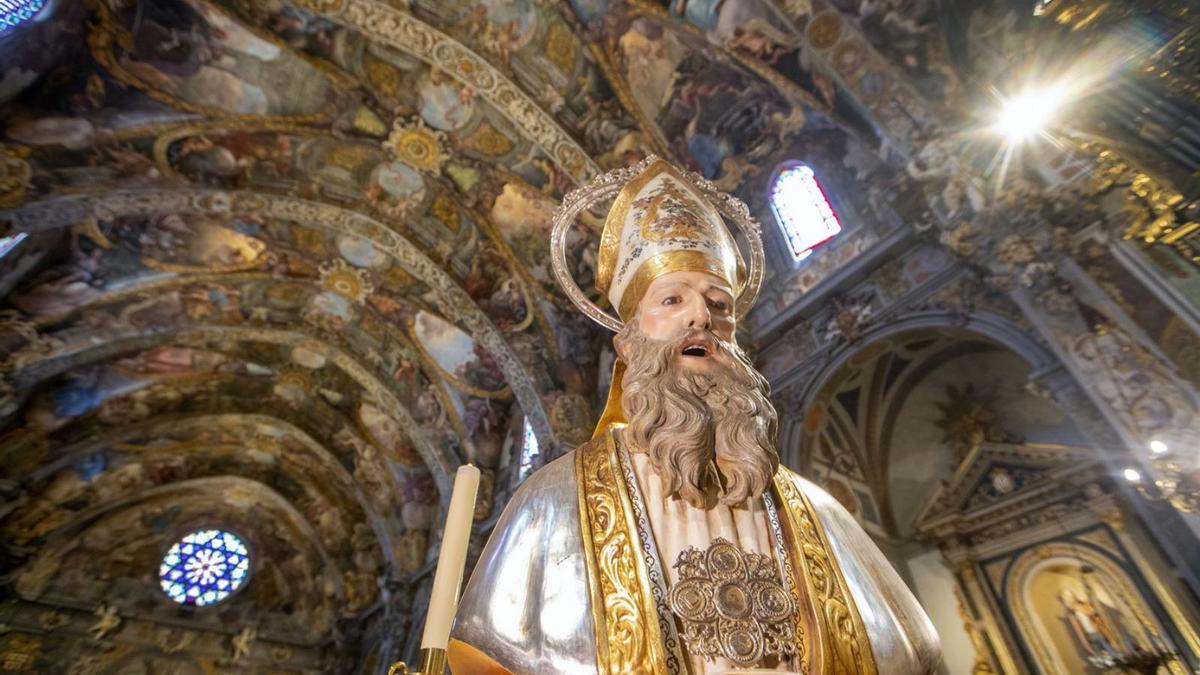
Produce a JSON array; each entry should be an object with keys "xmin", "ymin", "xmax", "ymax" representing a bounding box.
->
[
  {"xmin": 0, "ymin": 0, "xmax": 46, "ymax": 32},
  {"xmin": 159, "ymin": 529, "xmax": 250, "ymax": 606},
  {"xmin": 518, "ymin": 418, "xmax": 539, "ymax": 481},
  {"xmin": 0, "ymin": 233, "xmax": 26, "ymax": 258},
  {"xmin": 769, "ymin": 165, "xmax": 842, "ymax": 261}
]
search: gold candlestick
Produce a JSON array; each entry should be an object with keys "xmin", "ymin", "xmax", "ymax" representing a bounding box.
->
[{"xmin": 388, "ymin": 647, "xmax": 447, "ymax": 675}]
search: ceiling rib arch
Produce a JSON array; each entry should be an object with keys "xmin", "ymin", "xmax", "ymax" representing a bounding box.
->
[
  {"xmin": 780, "ymin": 308, "xmax": 1058, "ymax": 473},
  {"xmin": 9, "ymin": 270, "xmax": 490, "ymax": 453},
  {"xmin": 18, "ymin": 475, "xmax": 349, "ymax": 627},
  {"xmin": 9, "ymin": 441, "xmax": 363, "ymax": 582},
  {"xmin": 289, "ymin": 0, "xmax": 598, "ymax": 183},
  {"xmin": 3, "ymin": 324, "xmax": 458, "ymax": 496},
  {"xmin": 22, "ymin": 411, "xmax": 402, "ymax": 566},
  {"xmin": 2, "ymin": 187, "xmax": 557, "ymax": 458}
]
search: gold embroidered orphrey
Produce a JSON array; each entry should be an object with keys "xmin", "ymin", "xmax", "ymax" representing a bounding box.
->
[
  {"xmin": 575, "ymin": 432, "xmax": 880, "ymax": 674},
  {"xmin": 669, "ymin": 538, "xmax": 798, "ymax": 666}
]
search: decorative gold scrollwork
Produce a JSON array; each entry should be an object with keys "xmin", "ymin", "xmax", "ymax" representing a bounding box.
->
[
  {"xmin": 576, "ymin": 431, "xmax": 668, "ymax": 674},
  {"xmin": 774, "ymin": 469, "xmax": 879, "ymax": 675}
]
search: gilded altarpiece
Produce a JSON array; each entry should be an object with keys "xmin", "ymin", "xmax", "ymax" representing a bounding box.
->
[{"xmin": 915, "ymin": 442, "xmax": 1200, "ymax": 674}]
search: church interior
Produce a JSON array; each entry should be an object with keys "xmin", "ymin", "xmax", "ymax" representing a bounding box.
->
[{"xmin": 0, "ymin": 0, "xmax": 1198, "ymax": 673}]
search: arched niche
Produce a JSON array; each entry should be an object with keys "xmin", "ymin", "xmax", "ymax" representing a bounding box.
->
[
  {"xmin": 785, "ymin": 313, "xmax": 1095, "ymax": 675},
  {"xmin": 1004, "ymin": 543, "xmax": 1189, "ymax": 675}
]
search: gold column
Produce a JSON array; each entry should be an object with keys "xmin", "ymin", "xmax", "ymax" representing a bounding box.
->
[{"xmin": 954, "ymin": 560, "xmax": 1028, "ymax": 675}]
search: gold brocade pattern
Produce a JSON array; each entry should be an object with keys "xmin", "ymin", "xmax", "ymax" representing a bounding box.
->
[
  {"xmin": 576, "ymin": 433, "xmax": 669, "ymax": 674},
  {"xmin": 774, "ymin": 469, "xmax": 879, "ymax": 675},
  {"xmin": 635, "ymin": 182, "xmax": 709, "ymax": 242}
]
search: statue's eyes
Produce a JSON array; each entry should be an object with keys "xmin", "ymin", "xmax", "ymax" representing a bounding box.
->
[
  {"xmin": 708, "ymin": 298, "xmax": 729, "ymax": 311},
  {"xmin": 662, "ymin": 296, "xmax": 681, "ymax": 306}
]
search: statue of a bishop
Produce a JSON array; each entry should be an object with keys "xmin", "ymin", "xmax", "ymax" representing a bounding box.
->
[{"xmin": 448, "ymin": 158, "xmax": 941, "ymax": 674}]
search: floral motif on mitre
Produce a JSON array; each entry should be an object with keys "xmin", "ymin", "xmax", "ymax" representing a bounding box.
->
[{"xmin": 596, "ymin": 160, "xmax": 745, "ymax": 319}]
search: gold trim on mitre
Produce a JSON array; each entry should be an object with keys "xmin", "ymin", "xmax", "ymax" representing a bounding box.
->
[
  {"xmin": 617, "ymin": 250, "xmax": 736, "ymax": 323},
  {"xmin": 595, "ymin": 159, "xmax": 746, "ymax": 321}
]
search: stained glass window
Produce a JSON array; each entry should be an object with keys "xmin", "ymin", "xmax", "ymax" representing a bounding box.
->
[
  {"xmin": 769, "ymin": 164, "xmax": 842, "ymax": 261},
  {"xmin": 159, "ymin": 529, "xmax": 250, "ymax": 607},
  {"xmin": 0, "ymin": 233, "xmax": 25, "ymax": 258},
  {"xmin": 518, "ymin": 419, "xmax": 539, "ymax": 480},
  {"xmin": 0, "ymin": 0, "xmax": 45, "ymax": 32}
]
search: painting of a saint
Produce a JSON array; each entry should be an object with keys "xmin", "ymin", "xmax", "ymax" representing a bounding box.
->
[
  {"xmin": 109, "ymin": 0, "xmax": 336, "ymax": 118},
  {"xmin": 611, "ymin": 15, "xmax": 794, "ymax": 180},
  {"xmin": 1059, "ymin": 589, "xmax": 1127, "ymax": 662},
  {"xmin": 1022, "ymin": 560, "xmax": 1180, "ymax": 675}
]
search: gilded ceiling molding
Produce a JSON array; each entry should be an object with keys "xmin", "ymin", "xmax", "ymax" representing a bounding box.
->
[
  {"xmin": 2, "ymin": 188, "xmax": 557, "ymax": 456},
  {"xmin": 291, "ymin": 0, "xmax": 599, "ymax": 183},
  {"xmin": 4, "ymin": 323, "xmax": 457, "ymax": 496},
  {"xmin": 24, "ymin": 412, "xmax": 399, "ymax": 565}
]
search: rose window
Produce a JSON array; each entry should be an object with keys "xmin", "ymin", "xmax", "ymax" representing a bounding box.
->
[{"xmin": 159, "ymin": 529, "xmax": 250, "ymax": 606}]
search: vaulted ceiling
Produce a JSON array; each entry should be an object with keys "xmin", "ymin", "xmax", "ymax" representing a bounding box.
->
[{"xmin": 0, "ymin": 0, "xmax": 1137, "ymax": 671}]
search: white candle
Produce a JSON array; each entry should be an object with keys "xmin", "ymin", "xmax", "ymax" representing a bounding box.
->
[{"xmin": 421, "ymin": 464, "xmax": 481, "ymax": 650}]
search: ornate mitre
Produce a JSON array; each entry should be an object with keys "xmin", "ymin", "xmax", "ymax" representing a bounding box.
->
[
  {"xmin": 551, "ymin": 155, "xmax": 764, "ymax": 332},
  {"xmin": 550, "ymin": 156, "xmax": 765, "ymax": 435},
  {"xmin": 595, "ymin": 159, "xmax": 748, "ymax": 321}
]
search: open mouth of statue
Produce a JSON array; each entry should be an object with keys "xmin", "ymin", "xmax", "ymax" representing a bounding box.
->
[{"xmin": 680, "ymin": 338, "xmax": 714, "ymax": 359}]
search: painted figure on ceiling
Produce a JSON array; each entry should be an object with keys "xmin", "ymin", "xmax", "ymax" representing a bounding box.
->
[
  {"xmin": 447, "ymin": 157, "xmax": 941, "ymax": 674},
  {"xmin": 671, "ymin": 0, "xmax": 802, "ymax": 60}
]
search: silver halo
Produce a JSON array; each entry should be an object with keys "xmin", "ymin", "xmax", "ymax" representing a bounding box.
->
[{"xmin": 550, "ymin": 155, "xmax": 765, "ymax": 333}]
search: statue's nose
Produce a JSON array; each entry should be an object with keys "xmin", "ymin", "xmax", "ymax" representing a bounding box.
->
[{"xmin": 686, "ymin": 297, "xmax": 712, "ymax": 330}]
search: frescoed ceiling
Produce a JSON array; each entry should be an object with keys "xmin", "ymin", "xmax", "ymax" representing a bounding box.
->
[{"xmin": 0, "ymin": 0, "xmax": 1060, "ymax": 671}]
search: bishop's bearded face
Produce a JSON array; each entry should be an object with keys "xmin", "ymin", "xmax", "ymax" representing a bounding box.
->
[{"xmin": 616, "ymin": 318, "xmax": 780, "ymax": 510}]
